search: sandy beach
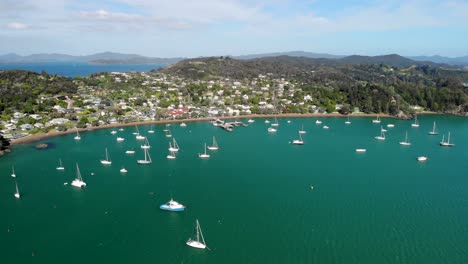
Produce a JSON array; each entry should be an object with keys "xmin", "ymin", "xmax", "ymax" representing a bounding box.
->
[{"xmin": 10, "ymin": 113, "xmax": 394, "ymax": 145}]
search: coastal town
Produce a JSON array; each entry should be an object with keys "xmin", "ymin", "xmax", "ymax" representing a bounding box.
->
[{"xmin": 0, "ymin": 70, "xmax": 350, "ymax": 141}]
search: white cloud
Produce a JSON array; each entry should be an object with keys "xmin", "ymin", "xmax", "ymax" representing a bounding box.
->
[{"xmin": 6, "ymin": 22, "xmax": 29, "ymax": 30}]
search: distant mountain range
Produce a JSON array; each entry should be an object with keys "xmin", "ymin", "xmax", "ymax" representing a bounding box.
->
[
  {"xmin": 1, "ymin": 51, "xmax": 468, "ymax": 67},
  {"xmin": 0, "ymin": 52, "xmax": 184, "ymax": 65}
]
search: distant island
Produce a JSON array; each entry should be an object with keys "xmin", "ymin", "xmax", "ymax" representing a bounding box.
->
[
  {"xmin": 2, "ymin": 51, "xmax": 468, "ymax": 67},
  {"xmin": 0, "ymin": 54, "xmax": 467, "ymax": 149}
]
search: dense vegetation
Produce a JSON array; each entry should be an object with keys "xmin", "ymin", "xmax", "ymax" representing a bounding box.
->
[
  {"xmin": 0, "ymin": 133, "xmax": 10, "ymax": 152},
  {"xmin": 159, "ymin": 56, "xmax": 468, "ymax": 115},
  {"xmin": 0, "ymin": 70, "xmax": 77, "ymax": 114}
]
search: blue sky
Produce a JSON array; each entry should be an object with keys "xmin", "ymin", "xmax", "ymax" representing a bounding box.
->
[{"xmin": 1, "ymin": 0, "xmax": 467, "ymax": 57}]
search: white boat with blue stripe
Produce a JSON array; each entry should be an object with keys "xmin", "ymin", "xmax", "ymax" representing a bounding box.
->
[{"xmin": 160, "ymin": 199, "xmax": 185, "ymax": 211}]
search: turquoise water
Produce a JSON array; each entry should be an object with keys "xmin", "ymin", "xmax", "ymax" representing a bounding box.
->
[
  {"xmin": 0, "ymin": 62, "xmax": 163, "ymax": 77},
  {"xmin": 1, "ymin": 115, "xmax": 468, "ymax": 263}
]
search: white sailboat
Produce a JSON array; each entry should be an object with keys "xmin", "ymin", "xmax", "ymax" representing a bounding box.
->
[
  {"xmin": 74, "ymin": 128, "xmax": 81, "ymax": 140},
  {"xmin": 375, "ymin": 128, "xmax": 386, "ymax": 140},
  {"xmin": 186, "ymin": 219, "xmax": 208, "ymax": 249},
  {"xmin": 56, "ymin": 159, "xmax": 65, "ymax": 170},
  {"xmin": 100, "ymin": 148, "xmax": 112, "ymax": 165},
  {"xmin": 372, "ymin": 115, "xmax": 381, "ymax": 123},
  {"xmin": 428, "ymin": 121, "xmax": 438, "ymax": 135},
  {"xmin": 118, "ymin": 128, "xmax": 124, "ymax": 131},
  {"xmin": 125, "ymin": 150, "xmax": 135, "ymax": 154},
  {"xmin": 399, "ymin": 131, "xmax": 411, "ymax": 146},
  {"xmin": 135, "ymin": 126, "xmax": 145, "ymax": 140},
  {"xmin": 248, "ymin": 119, "xmax": 255, "ymax": 123},
  {"xmin": 265, "ymin": 120, "xmax": 270, "ymax": 124},
  {"xmin": 116, "ymin": 137, "xmax": 125, "ymax": 142},
  {"xmin": 11, "ymin": 165, "xmax": 16, "ymax": 178},
  {"xmin": 315, "ymin": 119, "xmax": 322, "ymax": 124},
  {"xmin": 292, "ymin": 132, "xmax": 304, "ymax": 145},
  {"xmin": 148, "ymin": 125, "xmax": 155, "ymax": 134},
  {"xmin": 417, "ymin": 156, "xmax": 428, "ymax": 162},
  {"xmin": 207, "ymin": 136, "xmax": 219, "ymax": 150},
  {"xmin": 411, "ymin": 115, "xmax": 419, "ymax": 127},
  {"xmin": 298, "ymin": 124, "xmax": 306, "ymax": 134},
  {"xmin": 198, "ymin": 143, "xmax": 210, "ymax": 159},
  {"xmin": 387, "ymin": 124, "xmax": 395, "ymax": 128},
  {"xmin": 137, "ymin": 148, "xmax": 152, "ymax": 164},
  {"xmin": 167, "ymin": 150, "xmax": 176, "ymax": 159},
  {"xmin": 141, "ymin": 137, "xmax": 151, "ymax": 149},
  {"xmin": 168, "ymin": 138, "xmax": 180, "ymax": 152},
  {"xmin": 120, "ymin": 167, "xmax": 128, "ymax": 173},
  {"xmin": 345, "ymin": 116, "xmax": 351, "ymax": 125},
  {"xmin": 267, "ymin": 127, "xmax": 277, "ymax": 133},
  {"xmin": 14, "ymin": 180, "xmax": 20, "ymax": 199},
  {"xmin": 440, "ymin": 132, "xmax": 455, "ymax": 147},
  {"xmin": 110, "ymin": 130, "xmax": 117, "ymax": 134},
  {"xmin": 71, "ymin": 163, "xmax": 86, "ymax": 188},
  {"xmin": 180, "ymin": 122, "xmax": 187, "ymax": 127},
  {"xmin": 355, "ymin": 148, "xmax": 367, "ymax": 152},
  {"xmin": 271, "ymin": 117, "xmax": 279, "ymax": 127},
  {"xmin": 165, "ymin": 129, "xmax": 172, "ymax": 138}
]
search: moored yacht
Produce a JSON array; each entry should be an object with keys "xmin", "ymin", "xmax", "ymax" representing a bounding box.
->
[
  {"xmin": 71, "ymin": 163, "xmax": 86, "ymax": 188},
  {"xmin": 160, "ymin": 199, "xmax": 185, "ymax": 211}
]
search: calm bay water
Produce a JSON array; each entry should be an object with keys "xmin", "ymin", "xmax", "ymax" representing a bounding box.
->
[
  {"xmin": 0, "ymin": 62, "xmax": 163, "ymax": 77},
  {"xmin": 1, "ymin": 115, "xmax": 468, "ymax": 263}
]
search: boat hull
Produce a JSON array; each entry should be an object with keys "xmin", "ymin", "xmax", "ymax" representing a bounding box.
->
[
  {"xmin": 71, "ymin": 180, "xmax": 86, "ymax": 188},
  {"xmin": 160, "ymin": 204, "xmax": 185, "ymax": 211},
  {"xmin": 186, "ymin": 240, "xmax": 206, "ymax": 249}
]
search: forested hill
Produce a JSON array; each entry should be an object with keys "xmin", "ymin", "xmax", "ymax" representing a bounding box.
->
[
  {"xmin": 0, "ymin": 70, "xmax": 77, "ymax": 112},
  {"xmin": 159, "ymin": 56, "xmax": 468, "ymax": 115},
  {"xmin": 158, "ymin": 55, "xmax": 456, "ymax": 80}
]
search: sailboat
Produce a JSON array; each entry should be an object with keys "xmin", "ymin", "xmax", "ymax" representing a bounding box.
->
[
  {"xmin": 168, "ymin": 138, "xmax": 180, "ymax": 152},
  {"xmin": 374, "ymin": 128, "xmax": 386, "ymax": 140},
  {"xmin": 186, "ymin": 219, "xmax": 208, "ymax": 249},
  {"xmin": 74, "ymin": 128, "xmax": 81, "ymax": 140},
  {"xmin": 137, "ymin": 148, "xmax": 152, "ymax": 164},
  {"xmin": 271, "ymin": 117, "xmax": 279, "ymax": 127},
  {"xmin": 265, "ymin": 120, "xmax": 270, "ymax": 124},
  {"xmin": 372, "ymin": 115, "xmax": 381, "ymax": 123},
  {"xmin": 135, "ymin": 126, "xmax": 145, "ymax": 140},
  {"xmin": 110, "ymin": 130, "xmax": 117, "ymax": 134},
  {"xmin": 315, "ymin": 119, "xmax": 322, "ymax": 124},
  {"xmin": 71, "ymin": 163, "xmax": 86, "ymax": 188},
  {"xmin": 267, "ymin": 127, "xmax": 277, "ymax": 133},
  {"xmin": 440, "ymin": 132, "xmax": 455, "ymax": 147},
  {"xmin": 125, "ymin": 149, "xmax": 135, "ymax": 154},
  {"xmin": 428, "ymin": 121, "xmax": 438, "ymax": 135},
  {"xmin": 411, "ymin": 115, "xmax": 419, "ymax": 127},
  {"xmin": 198, "ymin": 143, "xmax": 210, "ymax": 159},
  {"xmin": 207, "ymin": 136, "xmax": 219, "ymax": 150},
  {"xmin": 116, "ymin": 136, "xmax": 125, "ymax": 142},
  {"xmin": 160, "ymin": 198, "xmax": 185, "ymax": 211},
  {"xmin": 100, "ymin": 148, "xmax": 112, "ymax": 165},
  {"xmin": 11, "ymin": 165, "xmax": 16, "ymax": 178},
  {"xmin": 399, "ymin": 131, "xmax": 411, "ymax": 146},
  {"xmin": 345, "ymin": 116, "xmax": 351, "ymax": 125},
  {"xmin": 14, "ymin": 180, "xmax": 20, "ymax": 199},
  {"xmin": 180, "ymin": 122, "xmax": 187, "ymax": 127},
  {"xmin": 148, "ymin": 125, "xmax": 155, "ymax": 134},
  {"xmin": 299, "ymin": 124, "xmax": 306, "ymax": 134},
  {"xmin": 165, "ymin": 129, "xmax": 172, "ymax": 138},
  {"xmin": 56, "ymin": 159, "xmax": 65, "ymax": 170},
  {"xmin": 141, "ymin": 137, "xmax": 151, "ymax": 149},
  {"xmin": 292, "ymin": 132, "xmax": 304, "ymax": 145},
  {"xmin": 248, "ymin": 119, "xmax": 255, "ymax": 123},
  {"xmin": 120, "ymin": 167, "xmax": 128, "ymax": 173},
  {"xmin": 167, "ymin": 150, "xmax": 176, "ymax": 159}
]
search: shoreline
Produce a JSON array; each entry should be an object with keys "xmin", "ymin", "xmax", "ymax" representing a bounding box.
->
[{"xmin": 8, "ymin": 112, "xmax": 434, "ymax": 146}]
